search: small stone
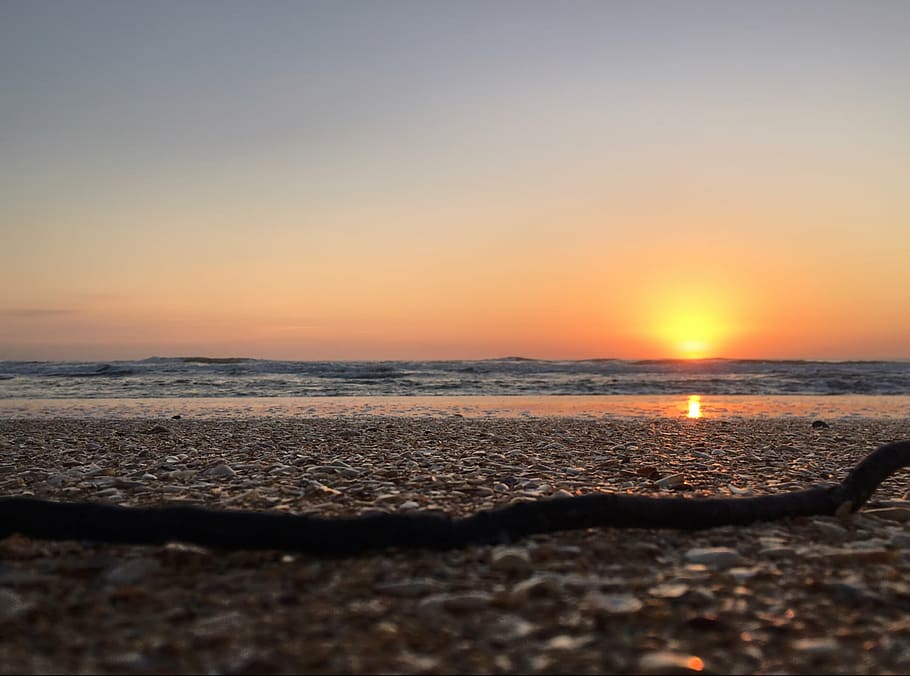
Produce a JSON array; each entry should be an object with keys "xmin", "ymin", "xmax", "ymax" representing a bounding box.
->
[
  {"xmin": 398, "ymin": 500, "xmax": 419, "ymax": 510},
  {"xmin": 863, "ymin": 507, "xmax": 910, "ymax": 523},
  {"xmin": 792, "ymin": 637, "xmax": 839, "ymax": 656},
  {"xmin": 544, "ymin": 634, "xmax": 594, "ymax": 651},
  {"xmin": 309, "ymin": 480, "xmax": 342, "ymax": 495},
  {"xmin": 104, "ymin": 558, "xmax": 161, "ymax": 585},
  {"xmin": 648, "ymin": 583, "xmax": 689, "ymax": 599},
  {"xmin": 508, "ymin": 575, "xmax": 560, "ymax": 604},
  {"xmin": 203, "ymin": 463, "xmax": 236, "ymax": 479},
  {"xmin": 684, "ymin": 547, "xmax": 743, "ymax": 569},
  {"xmin": 160, "ymin": 542, "xmax": 211, "ymax": 564},
  {"xmin": 758, "ymin": 546, "xmax": 797, "ymax": 560},
  {"xmin": 811, "ymin": 518, "xmax": 848, "ymax": 541},
  {"xmin": 398, "ymin": 652, "xmax": 440, "ymax": 672},
  {"xmin": 656, "ymin": 474, "xmax": 685, "ymax": 489},
  {"xmin": 814, "ymin": 548, "xmax": 895, "ymax": 564},
  {"xmin": 192, "ymin": 611, "xmax": 244, "ymax": 637},
  {"xmin": 583, "ymin": 591, "xmax": 643, "ymax": 614},
  {"xmin": 638, "ymin": 651, "xmax": 705, "ymax": 674},
  {"xmin": 825, "ymin": 581, "xmax": 884, "ymax": 605},
  {"xmin": 728, "ymin": 567, "xmax": 760, "ymax": 582},
  {"xmin": 417, "ymin": 592, "xmax": 493, "ymax": 614},
  {"xmin": 95, "ymin": 487, "xmax": 123, "ymax": 500},
  {"xmin": 811, "ymin": 420, "xmax": 830, "ymax": 429},
  {"xmin": 490, "ymin": 547, "xmax": 531, "ymax": 574},
  {"xmin": 490, "ymin": 614, "xmax": 536, "ymax": 641}
]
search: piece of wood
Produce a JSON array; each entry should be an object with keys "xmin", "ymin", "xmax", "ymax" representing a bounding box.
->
[{"xmin": 2, "ymin": 440, "xmax": 908, "ymax": 556}]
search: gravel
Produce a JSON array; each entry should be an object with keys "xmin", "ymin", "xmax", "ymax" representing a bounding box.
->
[{"xmin": 1, "ymin": 415, "xmax": 909, "ymax": 674}]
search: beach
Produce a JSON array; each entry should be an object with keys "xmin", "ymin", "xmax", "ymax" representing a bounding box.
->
[{"xmin": 1, "ymin": 414, "xmax": 909, "ymax": 674}]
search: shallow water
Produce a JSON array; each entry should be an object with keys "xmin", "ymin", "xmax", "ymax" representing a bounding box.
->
[{"xmin": 1, "ymin": 394, "xmax": 909, "ymax": 419}]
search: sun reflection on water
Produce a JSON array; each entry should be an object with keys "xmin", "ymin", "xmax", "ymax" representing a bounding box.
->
[{"xmin": 686, "ymin": 395, "xmax": 702, "ymax": 419}]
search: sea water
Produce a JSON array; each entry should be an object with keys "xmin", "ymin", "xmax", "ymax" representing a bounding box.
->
[{"xmin": 1, "ymin": 358, "xmax": 909, "ymax": 419}]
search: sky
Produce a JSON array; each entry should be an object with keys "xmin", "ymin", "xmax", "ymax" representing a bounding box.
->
[{"xmin": 2, "ymin": 0, "xmax": 908, "ymax": 361}]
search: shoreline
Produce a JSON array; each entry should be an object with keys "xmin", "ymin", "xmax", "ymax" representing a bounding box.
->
[
  {"xmin": 2, "ymin": 415, "xmax": 909, "ymax": 674},
  {"xmin": 2, "ymin": 393, "xmax": 910, "ymax": 421}
]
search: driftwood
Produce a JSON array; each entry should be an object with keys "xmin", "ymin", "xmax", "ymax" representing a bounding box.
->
[{"xmin": 1, "ymin": 440, "xmax": 908, "ymax": 556}]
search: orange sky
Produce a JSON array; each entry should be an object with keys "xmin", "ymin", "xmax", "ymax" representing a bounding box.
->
[{"xmin": 2, "ymin": 2, "xmax": 909, "ymax": 361}]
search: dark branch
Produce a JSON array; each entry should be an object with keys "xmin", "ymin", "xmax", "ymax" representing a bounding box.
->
[{"xmin": 2, "ymin": 440, "xmax": 908, "ymax": 556}]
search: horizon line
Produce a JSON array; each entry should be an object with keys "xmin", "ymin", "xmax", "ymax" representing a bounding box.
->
[{"xmin": 3, "ymin": 355, "xmax": 909, "ymax": 364}]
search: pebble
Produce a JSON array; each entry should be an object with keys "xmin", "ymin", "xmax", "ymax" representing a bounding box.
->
[
  {"xmin": 490, "ymin": 614, "xmax": 536, "ymax": 641},
  {"xmin": 46, "ymin": 473, "xmax": 70, "ymax": 487},
  {"xmin": 104, "ymin": 558, "xmax": 162, "ymax": 585},
  {"xmin": 684, "ymin": 547, "xmax": 743, "ymax": 569},
  {"xmin": 810, "ymin": 518, "xmax": 848, "ymax": 541},
  {"xmin": 812, "ymin": 548, "xmax": 896, "ymax": 564},
  {"xmin": 583, "ymin": 591, "xmax": 643, "ymax": 614},
  {"xmin": 507, "ymin": 575, "xmax": 561, "ymax": 604},
  {"xmin": 656, "ymin": 474, "xmax": 685, "ymax": 489},
  {"xmin": 95, "ymin": 488, "xmax": 123, "ymax": 501},
  {"xmin": 791, "ymin": 637, "xmax": 839, "ymax": 656},
  {"xmin": 544, "ymin": 634, "xmax": 594, "ymax": 650},
  {"xmin": 490, "ymin": 546, "xmax": 531, "ymax": 574},
  {"xmin": 638, "ymin": 651, "xmax": 705, "ymax": 674},
  {"xmin": 727, "ymin": 567, "xmax": 760, "ymax": 582},
  {"xmin": 758, "ymin": 546, "xmax": 797, "ymax": 559},
  {"xmin": 417, "ymin": 591, "xmax": 493, "ymax": 615},
  {"xmin": 648, "ymin": 583, "xmax": 690, "ymax": 599},
  {"xmin": 863, "ymin": 507, "xmax": 910, "ymax": 523},
  {"xmin": 824, "ymin": 581, "xmax": 883, "ymax": 605},
  {"xmin": 203, "ymin": 463, "xmax": 236, "ymax": 479}
]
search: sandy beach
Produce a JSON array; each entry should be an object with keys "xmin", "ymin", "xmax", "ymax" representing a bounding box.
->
[{"xmin": 2, "ymin": 415, "xmax": 910, "ymax": 674}]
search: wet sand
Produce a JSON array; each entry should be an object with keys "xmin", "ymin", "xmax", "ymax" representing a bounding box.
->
[
  {"xmin": 3, "ymin": 393, "xmax": 910, "ymax": 420},
  {"xmin": 1, "ymin": 415, "xmax": 909, "ymax": 674}
]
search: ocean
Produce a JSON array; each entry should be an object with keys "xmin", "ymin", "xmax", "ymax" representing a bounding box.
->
[
  {"xmin": 2, "ymin": 357, "xmax": 910, "ymax": 398},
  {"xmin": 1, "ymin": 357, "xmax": 909, "ymax": 419}
]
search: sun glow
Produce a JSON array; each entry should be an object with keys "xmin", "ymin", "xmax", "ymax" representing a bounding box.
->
[
  {"xmin": 646, "ymin": 284, "xmax": 736, "ymax": 359},
  {"xmin": 662, "ymin": 308, "xmax": 722, "ymax": 359},
  {"xmin": 686, "ymin": 395, "xmax": 702, "ymax": 419}
]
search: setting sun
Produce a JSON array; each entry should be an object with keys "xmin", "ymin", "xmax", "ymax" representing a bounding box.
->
[
  {"xmin": 629, "ymin": 270, "xmax": 745, "ymax": 360},
  {"xmin": 657, "ymin": 303, "xmax": 729, "ymax": 359}
]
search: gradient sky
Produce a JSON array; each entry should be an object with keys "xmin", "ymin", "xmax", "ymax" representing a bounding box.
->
[{"xmin": 2, "ymin": 0, "xmax": 908, "ymax": 361}]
